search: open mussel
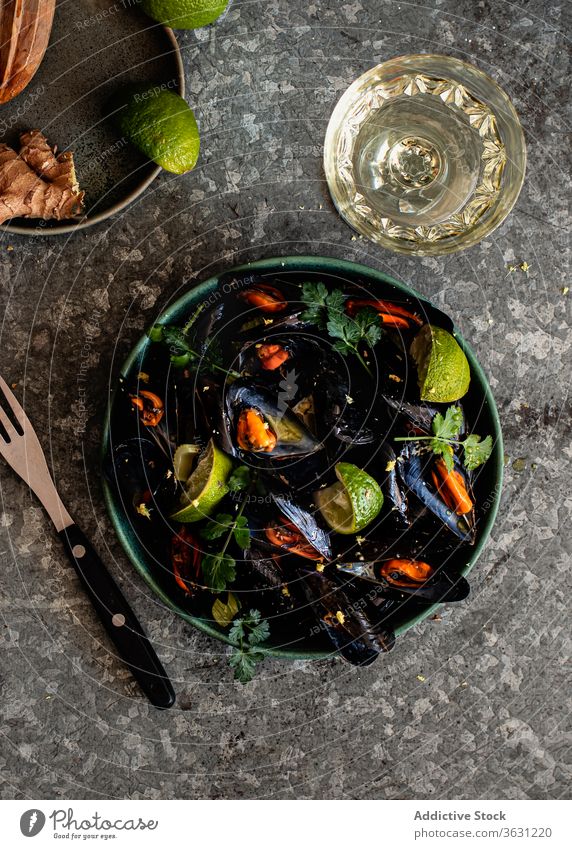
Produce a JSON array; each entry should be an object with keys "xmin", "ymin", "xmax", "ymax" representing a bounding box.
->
[
  {"xmin": 225, "ymin": 379, "xmax": 322, "ymax": 459},
  {"xmin": 336, "ymin": 557, "xmax": 470, "ymax": 604},
  {"xmin": 397, "ymin": 443, "xmax": 475, "ymax": 542},
  {"xmin": 302, "ymin": 572, "xmax": 395, "ymax": 666}
]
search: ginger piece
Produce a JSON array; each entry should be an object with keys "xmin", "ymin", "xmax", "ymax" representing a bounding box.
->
[{"xmin": 0, "ymin": 130, "xmax": 84, "ymax": 224}]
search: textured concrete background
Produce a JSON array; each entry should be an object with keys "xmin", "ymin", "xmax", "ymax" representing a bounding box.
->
[{"xmin": 0, "ymin": 0, "xmax": 570, "ymax": 799}]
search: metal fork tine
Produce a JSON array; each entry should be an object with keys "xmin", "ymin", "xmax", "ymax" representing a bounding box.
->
[{"xmin": 0, "ymin": 374, "xmax": 27, "ymax": 430}]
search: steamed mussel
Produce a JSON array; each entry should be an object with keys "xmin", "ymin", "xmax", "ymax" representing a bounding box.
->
[{"xmin": 107, "ymin": 270, "xmax": 495, "ymax": 679}]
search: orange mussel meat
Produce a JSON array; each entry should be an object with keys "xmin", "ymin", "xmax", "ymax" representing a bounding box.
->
[
  {"xmin": 237, "ymin": 408, "xmax": 277, "ymax": 452},
  {"xmin": 431, "ymin": 458, "xmax": 473, "ymax": 515},
  {"xmin": 379, "ymin": 559, "xmax": 433, "ymax": 586}
]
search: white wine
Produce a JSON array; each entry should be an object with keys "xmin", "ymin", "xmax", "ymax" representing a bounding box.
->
[{"xmin": 324, "ymin": 55, "xmax": 526, "ymax": 255}]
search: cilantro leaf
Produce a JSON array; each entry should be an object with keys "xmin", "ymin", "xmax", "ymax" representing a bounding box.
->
[
  {"xmin": 229, "ymin": 649, "xmax": 265, "ymax": 684},
  {"xmin": 395, "ymin": 405, "xmax": 492, "ymax": 472},
  {"xmin": 300, "ymin": 283, "xmax": 384, "ymax": 375},
  {"xmin": 324, "ymin": 288, "xmax": 346, "ymax": 315},
  {"xmin": 228, "ymin": 465, "xmax": 252, "ymax": 492},
  {"xmin": 462, "ymin": 434, "xmax": 493, "ymax": 470},
  {"xmin": 233, "ymin": 515, "xmax": 251, "ymax": 550},
  {"xmin": 300, "ymin": 281, "xmax": 329, "ymax": 325},
  {"xmin": 247, "ymin": 617, "xmax": 270, "ymax": 645},
  {"xmin": 202, "ymin": 552, "xmax": 236, "ymax": 592},
  {"xmin": 199, "ymin": 513, "xmax": 234, "ymax": 541},
  {"xmin": 430, "ymin": 439, "xmax": 455, "ymax": 472},
  {"xmin": 432, "ymin": 406, "xmax": 463, "ymax": 441},
  {"xmin": 228, "ymin": 609, "xmax": 270, "ymax": 683}
]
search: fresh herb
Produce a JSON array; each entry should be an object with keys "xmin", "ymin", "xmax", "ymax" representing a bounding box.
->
[
  {"xmin": 201, "ymin": 551, "xmax": 236, "ymax": 593},
  {"xmin": 394, "ymin": 405, "xmax": 493, "ymax": 472},
  {"xmin": 228, "ymin": 609, "xmax": 270, "ymax": 683},
  {"xmin": 462, "ymin": 433, "xmax": 494, "ymax": 471},
  {"xmin": 300, "ymin": 282, "xmax": 382, "ymax": 375},
  {"xmin": 227, "ymin": 465, "xmax": 252, "ymax": 492},
  {"xmin": 148, "ymin": 310, "xmax": 239, "ymax": 379},
  {"xmin": 199, "ymin": 501, "xmax": 251, "ymax": 593}
]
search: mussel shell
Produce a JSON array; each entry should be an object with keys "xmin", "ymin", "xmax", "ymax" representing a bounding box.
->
[
  {"xmin": 224, "ymin": 379, "xmax": 322, "ymax": 459},
  {"xmin": 270, "ymin": 493, "xmax": 331, "ymax": 559},
  {"xmin": 302, "ymin": 573, "xmax": 395, "ymax": 666},
  {"xmin": 335, "ymin": 559, "xmax": 470, "ymax": 604},
  {"xmin": 377, "ymin": 443, "xmax": 410, "ymax": 529},
  {"xmin": 314, "ymin": 367, "xmax": 383, "ymax": 446},
  {"xmin": 383, "ymin": 395, "xmax": 467, "ymax": 437},
  {"xmin": 397, "ymin": 443, "xmax": 475, "ymax": 542}
]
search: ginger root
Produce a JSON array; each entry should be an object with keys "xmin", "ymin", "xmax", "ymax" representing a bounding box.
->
[{"xmin": 0, "ymin": 130, "xmax": 84, "ymax": 224}]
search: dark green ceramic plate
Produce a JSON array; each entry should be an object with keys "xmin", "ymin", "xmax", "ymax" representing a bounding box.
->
[{"xmin": 102, "ymin": 256, "xmax": 503, "ymax": 660}]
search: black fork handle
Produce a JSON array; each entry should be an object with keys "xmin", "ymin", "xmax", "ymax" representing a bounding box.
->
[{"xmin": 58, "ymin": 524, "xmax": 175, "ymax": 709}]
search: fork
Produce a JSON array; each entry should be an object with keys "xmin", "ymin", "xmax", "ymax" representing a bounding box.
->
[{"xmin": 0, "ymin": 375, "xmax": 175, "ymax": 709}]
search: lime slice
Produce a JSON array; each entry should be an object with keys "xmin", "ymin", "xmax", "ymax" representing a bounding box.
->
[
  {"xmin": 410, "ymin": 324, "xmax": 470, "ymax": 403},
  {"xmin": 315, "ymin": 462, "xmax": 383, "ymax": 535},
  {"xmin": 173, "ymin": 443, "xmax": 201, "ymax": 481},
  {"xmin": 170, "ymin": 439, "xmax": 232, "ymax": 523},
  {"xmin": 141, "ymin": 0, "xmax": 229, "ymax": 29},
  {"xmin": 115, "ymin": 89, "xmax": 200, "ymax": 175}
]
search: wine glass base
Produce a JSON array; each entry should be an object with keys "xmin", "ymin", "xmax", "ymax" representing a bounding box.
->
[{"xmin": 324, "ymin": 55, "xmax": 526, "ymax": 256}]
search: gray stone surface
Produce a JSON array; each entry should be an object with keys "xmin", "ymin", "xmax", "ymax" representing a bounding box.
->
[{"xmin": 0, "ymin": 0, "xmax": 570, "ymax": 800}]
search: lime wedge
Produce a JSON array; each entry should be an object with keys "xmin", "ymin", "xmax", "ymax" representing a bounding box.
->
[
  {"xmin": 170, "ymin": 439, "xmax": 232, "ymax": 523},
  {"xmin": 315, "ymin": 462, "xmax": 383, "ymax": 535},
  {"xmin": 141, "ymin": 0, "xmax": 229, "ymax": 29},
  {"xmin": 410, "ymin": 325, "xmax": 470, "ymax": 403},
  {"xmin": 173, "ymin": 443, "xmax": 201, "ymax": 481}
]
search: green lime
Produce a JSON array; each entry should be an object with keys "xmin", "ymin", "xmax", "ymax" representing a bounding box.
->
[
  {"xmin": 115, "ymin": 88, "xmax": 200, "ymax": 174},
  {"xmin": 141, "ymin": 0, "xmax": 229, "ymax": 29},
  {"xmin": 173, "ymin": 443, "xmax": 201, "ymax": 481},
  {"xmin": 315, "ymin": 462, "xmax": 383, "ymax": 535},
  {"xmin": 410, "ymin": 324, "xmax": 470, "ymax": 403},
  {"xmin": 170, "ymin": 439, "xmax": 232, "ymax": 522}
]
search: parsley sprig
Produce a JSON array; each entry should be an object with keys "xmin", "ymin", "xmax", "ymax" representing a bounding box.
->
[
  {"xmin": 300, "ymin": 282, "xmax": 382, "ymax": 375},
  {"xmin": 229, "ymin": 610, "xmax": 270, "ymax": 683},
  {"xmin": 394, "ymin": 405, "xmax": 493, "ymax": 472},
  {"xmin": 148, "ymin": 305, "xmax": 240, "ymax": 379},
  {"xmin": 198, "ymin": 466, "xmax": 253, "ymax": 592}
]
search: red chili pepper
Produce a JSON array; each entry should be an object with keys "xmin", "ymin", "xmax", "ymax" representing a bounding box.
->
[
  {"xmin": 257, "ymin": 343, "xmax": 290, "ymax": 370},
  {"xmin": 346, "ymin": 298, "xmax": 423, "ymax": 328},
  {"xmin": 239, "ymin": 283, "xmax": 287, "ymax": 313},
  {"xmin": 265, "ymin": 518, "xmax": 320, "ymax": 560},
  {"xmin": 130, "ymin": 390, "xmax": 164, "ymax": 427}
]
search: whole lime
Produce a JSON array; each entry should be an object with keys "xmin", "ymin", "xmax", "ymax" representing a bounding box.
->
[
  {"xmin": 115, "ymin": 88, "xmax": 200, "ymax": 175},
  {"xmin": 141, "ymin": 0, "xmax": 229, "ymax": 29}
]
